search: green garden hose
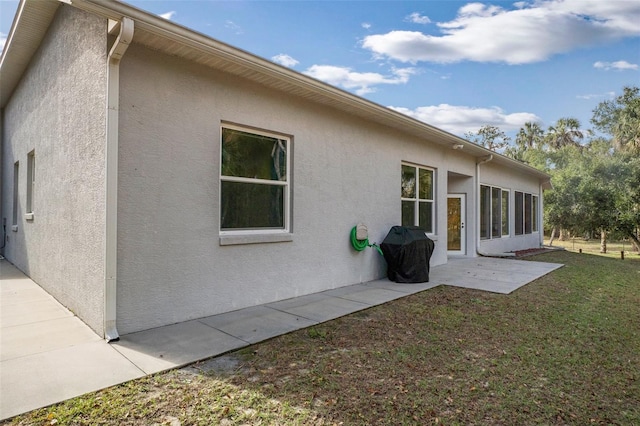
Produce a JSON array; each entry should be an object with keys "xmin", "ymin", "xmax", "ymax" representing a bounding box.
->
[{"xmin": 350, "ymin": 226, "xmax": 384, "ymax": 256}]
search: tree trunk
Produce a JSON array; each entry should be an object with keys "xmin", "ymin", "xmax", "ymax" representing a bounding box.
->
[
  {"xmin": 600, "ymin": 229, "xmax": 607, "ymax": 253},
  {"xmin": 560, "ymin": 229, "xmax": 568, "ymax": 241},
  {"xmin": 626, "ymin": 230, "xmax": 640, "ymax": 252},
  {"xmin": 549, "ymin": 226, "xmax": 557, "ymax": 246}
]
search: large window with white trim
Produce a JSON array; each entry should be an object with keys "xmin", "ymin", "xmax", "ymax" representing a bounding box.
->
[
  {"xmin": 515, "ymin": 191, "xmax": 538, "ymax": 235},
  {"xmin": 401, "ymin": 163, "xmax": 435, "ymax": 233},
  {"xmin": 480, "ymin": 185, "xmax": 509, "ymax": 239},
  {"xmin": 220, "ymin": 125, "xmax": 290, "ymax": 233}
]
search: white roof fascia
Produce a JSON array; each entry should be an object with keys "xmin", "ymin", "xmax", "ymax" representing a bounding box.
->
[
  {"xmin": 1, "ymin": 0, "xmax": 551, "ymax": 182},
  {"xmin": 76, "ymin": 0, "xmax": 550, "ymax": 181}
]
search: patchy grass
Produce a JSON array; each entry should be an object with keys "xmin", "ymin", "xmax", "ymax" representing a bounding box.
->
[
  {"xmin": 5, "ymin": 251, "xmax": 640, "ymax": 425},
  {"xmin": 548, "ymin": 236, "xmax": 640, "ymax": 260}
]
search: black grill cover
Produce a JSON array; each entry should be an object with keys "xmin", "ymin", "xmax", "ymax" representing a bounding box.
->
[{"xmin": 381, "ymin": 226, "xmax": 435, "ymax": 283}]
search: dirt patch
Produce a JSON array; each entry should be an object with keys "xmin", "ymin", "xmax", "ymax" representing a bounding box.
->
[
  {"xmin": 181, "ymin": 354, "xmax": 246, "ymax": 377},
  {"xmin": 513, "ymin": 247, "xmax": 563, "ymax": 258}
]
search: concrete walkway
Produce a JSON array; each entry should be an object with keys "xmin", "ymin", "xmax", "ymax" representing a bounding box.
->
[{"xmin": 0, "ymin": 257, "xmax": 562, "ymax": 420}]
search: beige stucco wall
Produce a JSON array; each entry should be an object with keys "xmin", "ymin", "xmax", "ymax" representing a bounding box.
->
[
  {"xmin": 117, "ymin": 44, "xmax": 491, "ymax": 333},
  {"xmin": 0, "ymin": 9, "xmax": 548, "ymax": 336},
  {"xmin": 1, "ymin": 6, "xmax": 107, "ymax": 336},
  {"xmin": 478, "ymin": 161, "xmax": 543, "ymax": 253}
]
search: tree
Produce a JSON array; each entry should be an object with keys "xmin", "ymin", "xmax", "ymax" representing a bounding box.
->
[
  {"xmin": 545, "ymin": 117, "xmax": 584, "ymax": 150},
  {"xmin": 591, "ymin": 86, "xmax": 640, "ymax": 155},
  {"xmin": 503, "ymin": 122, "xmax": 551, "ymax": 169},
  {"xmin": 543, "ymin": 135, "xmax": 640, "ymax": 252},
  {"xmin": 515, "ymin": 121, "xmax": 544, "ymax": 149},
  {"xmin": 465, "ymin": 125, "xmax": 511, "ymax": 151}
]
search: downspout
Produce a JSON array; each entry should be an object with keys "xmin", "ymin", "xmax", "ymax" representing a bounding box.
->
[
  {"xmin": 539, "ymin": 181, "xmax": 549, "ymax": 248},
  {"xmin": 475, "ymin": 154, "xmax": 493, "ymax": 257},
  {"xmin": 104, "ymin": 17, "xmax": 133, "ymax": 342}
]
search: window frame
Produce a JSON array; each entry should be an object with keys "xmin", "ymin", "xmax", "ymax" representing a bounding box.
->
[
  {"xmin": 514, "ymin": 191, "xmax": 538, "ymax": 236},
  {"xmin": 26, "ymin": 150, "xmax": 35, "ymax": 220},
  {"xmin": 401, "ymin": 163, "xmax": 436, "ymax": 234},
  {"xmin": 501, "ymin": 189, "xmax": 510, "ymax": 237},
  {"xmin": 480, "ymin": 184, "xmax": 509, "ymax": 240},
  {"xmin": 532, "ymin": 195, "xmax": 539, "ymax": 233},
  {"xmin": 219, "ymin": 124, "xmax": 291, "ymax": 237},
  {"xmin": 480, "ymin": 185, "xmax": 491, "ymax": 240},
  {"xmin": 12, "ymin": 161, "xmax": 19, "ymax": 230}
]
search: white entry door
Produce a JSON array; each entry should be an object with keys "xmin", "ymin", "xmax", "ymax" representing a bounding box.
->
[{"xmin": 447, "ymin": 194, "xmax": 466, "ymax": 255}]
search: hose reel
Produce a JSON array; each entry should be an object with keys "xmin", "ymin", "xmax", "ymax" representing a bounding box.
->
[{"xmin": 350, "ymin": 224, "xmax": 383, "ymax": 256}]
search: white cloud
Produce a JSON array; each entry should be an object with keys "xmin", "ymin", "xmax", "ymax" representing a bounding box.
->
[
  {"xmin": 576, "ymin": 91, "xmax": 616, "ymax": 100},
  {"xmin": 406, "ymin": 12, "xmax": 431, "ymax": 25},
  {"xmin": 362, "ymin": 22, "xmax": 372, "ymax": 29},
  {"xmin": 159, "ymin": 11, "xmax": 176, "ymax": 20},
  {"xmin": 593, "ymin": 60, "xmax": 638, "ymax": 71},
  {"xmin": 225, "ymin": 20, "xmax": 243, "ymax": 35},
  {"xmin": 304, "ymin": 65, "xmax": 416, "ymax": 96},
  {"xmin": 362, "ymin": 0, "xmax": 640, "ymax": 64},
  {"xmin": 271, "ymin": 54, "xmax": 299, "ymax": 68},
  {"xmin": 389, "ymin": 104, "xmax": 540, "ymax": 135},
  {"xmin": 0, "ymin": 32, "xmax": 6, "ymax": 54}
]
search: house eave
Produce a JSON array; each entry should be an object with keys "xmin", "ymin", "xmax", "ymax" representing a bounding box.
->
[
  {"xmin": 85, "ymin": 0, "xmax": 551, "ymax": 180},
  {"xmin": 0, "ymin": 0, "xmax": 551, "ymax": 183},
  {"xmin": 0, "ymin": 0, "xmax": 60, "ymax": 108}
]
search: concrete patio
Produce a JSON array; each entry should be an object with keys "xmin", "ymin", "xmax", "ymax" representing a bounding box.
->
[{"xmin": 0, "ymin": 256, "xmax": 562, "ymax": 420}]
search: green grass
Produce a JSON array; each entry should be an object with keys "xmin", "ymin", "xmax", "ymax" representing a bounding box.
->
[
  {"xmin": 548, "ymin": 236, "xmax": 639, "ymax": 260},
  {"xmin": 5, "ymin": 251, "xmax": 640, "ymax": 425}
]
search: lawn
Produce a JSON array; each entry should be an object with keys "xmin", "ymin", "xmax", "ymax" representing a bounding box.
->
[
  {"xmin": 5, "ymin": 251, "xmax": 639, "ymax": 425},
  {"xmin": 546, "ymin": 236, "xmax": 640, "ymax": 260}
]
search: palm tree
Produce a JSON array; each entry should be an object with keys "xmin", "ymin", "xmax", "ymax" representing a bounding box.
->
[
  {"xmin": 592, "ymin": 86, "xmax": 640, "ymax": 155},
  {"xmin": 515, "ymin": 121, "xmax": 544, "ymax": 149},
  {"xmin": 546, "ymin": 118, "xmax": 584, "ymax": 150},
  {"xmin": 612, "ymin": 101, "xmax": 640, "ymax": 155}
]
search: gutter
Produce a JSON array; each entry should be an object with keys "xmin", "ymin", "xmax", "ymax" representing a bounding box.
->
[
  {"xmin": 62, "ymin": 1, "xmax": 551, "ymax": 182},
  {"xmin": 104, "ymin": 16, "xmax": 133, "ymax": 342}
]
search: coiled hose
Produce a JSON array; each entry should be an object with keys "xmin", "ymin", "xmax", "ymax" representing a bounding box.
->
[{"xmin": 350, "ymin": 226, "xmax": 383, "ymax": 256}]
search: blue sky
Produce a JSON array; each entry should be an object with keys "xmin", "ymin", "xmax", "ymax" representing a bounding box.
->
[{"xmin": 1, "ymin": 0, "xmax": 638, "ymax": 139}]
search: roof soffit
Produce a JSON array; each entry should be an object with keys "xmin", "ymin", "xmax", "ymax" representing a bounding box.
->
[
  {"xmin": 1, "ymin": 0, "xmax": 550, "ymax": 182},
  {"xmin": 0, "ymin": 0, "xmax": 60, "ymax": 107}
]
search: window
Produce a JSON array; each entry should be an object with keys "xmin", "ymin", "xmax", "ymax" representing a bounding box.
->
[
  {"xmin": 524, "ymin": 193, "xmax": 532, "ymax": 234},
  {"xmin": 532, "ymin": 195, "xmax": 539, "ymax": 232},
  {"xmin": 480, "ymin": 185, "xmax": 490, "ymax": 239},
  {"xmin": 515, "ymin": 191, "xmax": 538, "ymax": 235},
  {"xmin": 401, "ymin": 164, "xmax": 435, "ymax": 233},
  {"xmin": 480, "ymin": 185, "xmax": 509, "ymax": 239},
  {"xmin": 491, "ymin": 187, "xmax": 501, "ymax": 238},
  {"xmin": 220, "ymin": 125, "xmax": 290, "ymax": 233},
  {"xmin": 515, "ymin": 191, "xmax": 524, "ymax": 235},
  {"xmin": 12, "ymin": 162, "xmax": 19, "ymax": 228},
  {"xmin": 26, "ymin": 150, "xmax": 35, "ymax": 218},
  {"xmin": 501, "ymin": 190, "xmax": 509, "ymax": 236}
]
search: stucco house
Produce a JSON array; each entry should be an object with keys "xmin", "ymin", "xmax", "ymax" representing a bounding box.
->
[{"xmin": 0, "ymin": 0, "xmax": 551, "ymax": 340}]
